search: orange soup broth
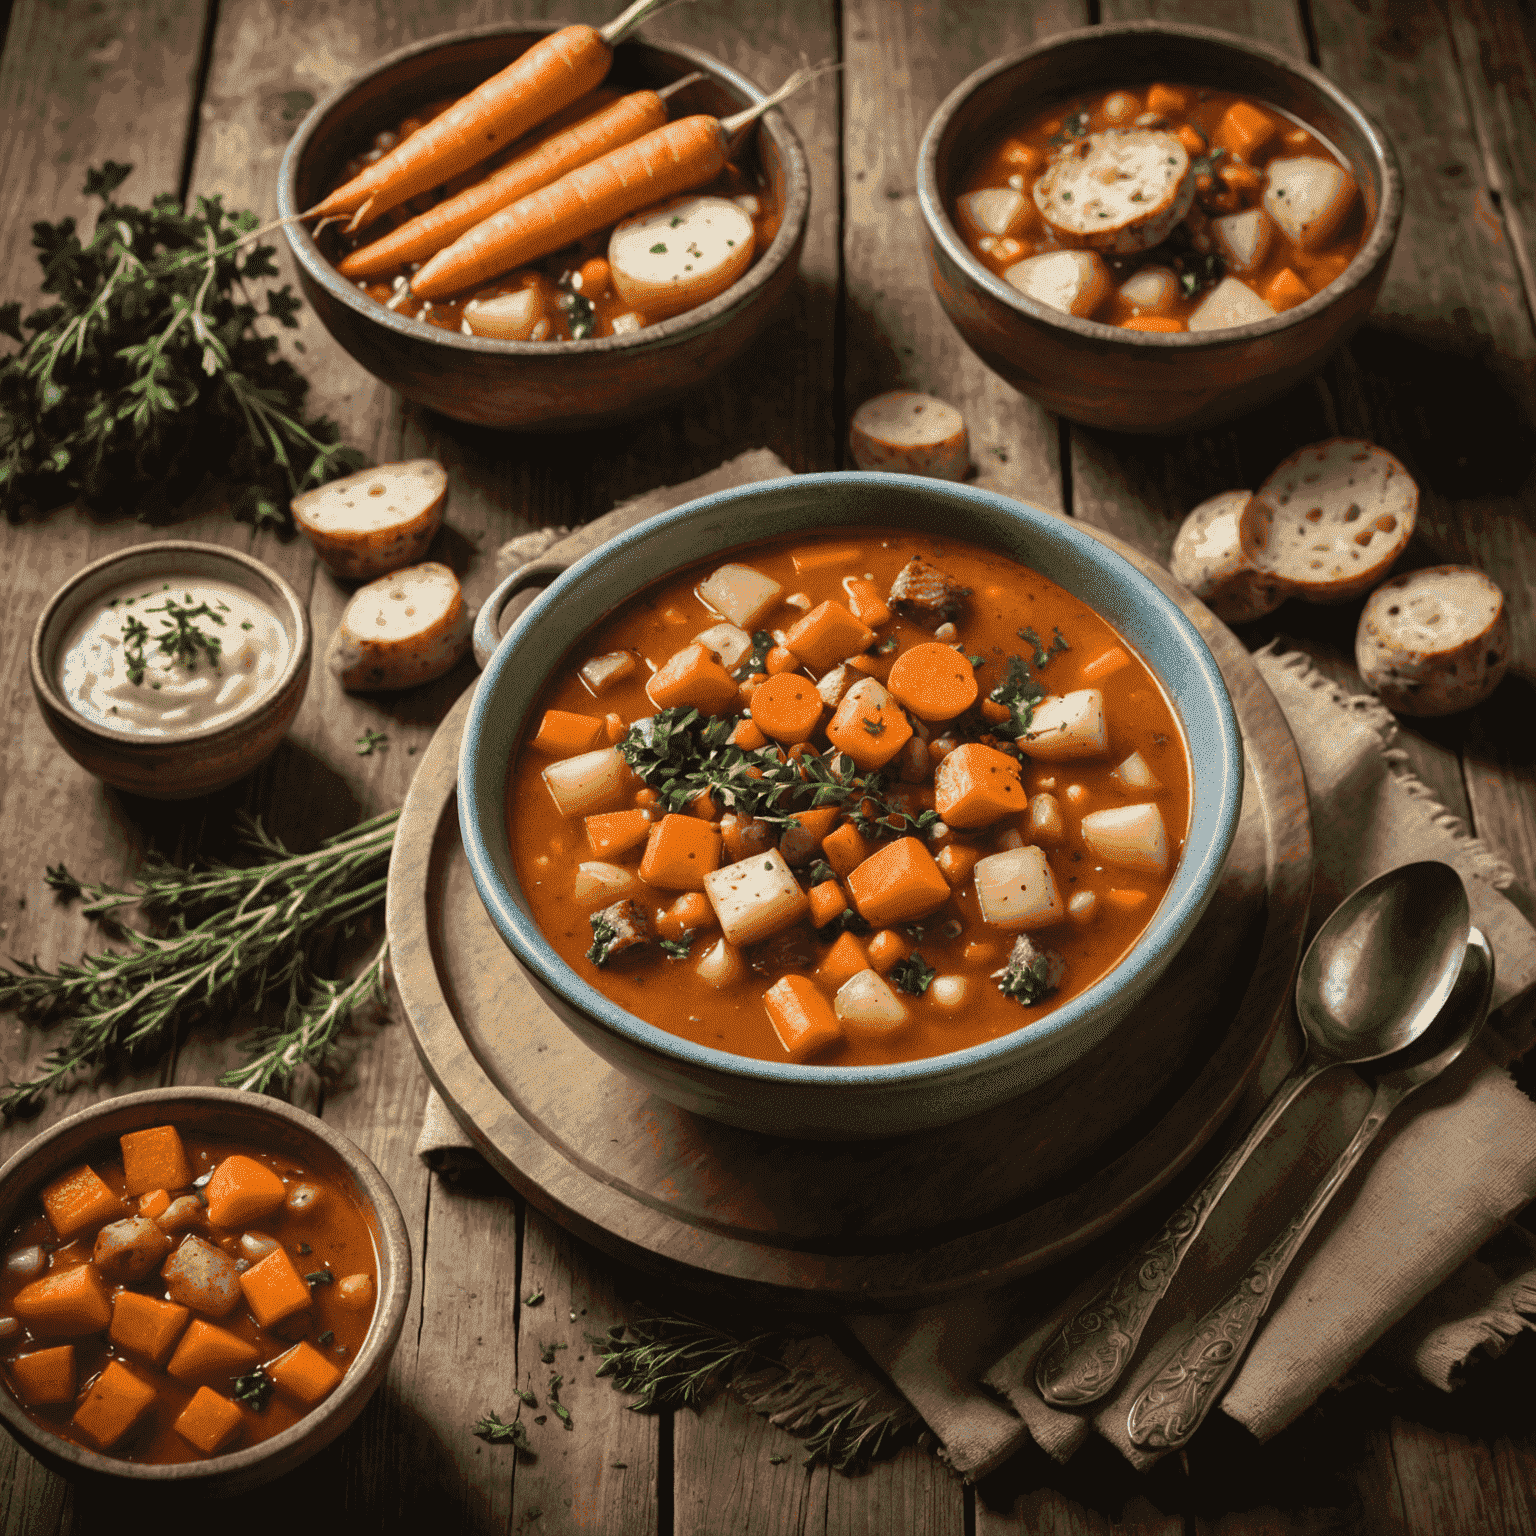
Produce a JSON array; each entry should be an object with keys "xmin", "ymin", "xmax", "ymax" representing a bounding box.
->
[{"xmin": 507, "ymin": 531, "xmax": 1192, "ymax": 1067}]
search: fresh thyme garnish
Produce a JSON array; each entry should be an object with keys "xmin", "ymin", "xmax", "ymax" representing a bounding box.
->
[
  {"xmin": 1017, "ymin": 626, "xmax": 1069, "ymax": 669},
  {"xmin": 121, "ymin": 596, "xmax": 226, "ymax": 684},
  {"xmin": 988, "ymin": 655, "xmax": 1048, "ymax": 740},
  {"xmin": 524, "ymin": 1289, "xmax": 545, "ymax": 1308},
  {"xmin": 232, "ymin": 1369, "xmax": 274, "ymax": 1412},
  {"xmin": 889, "ymin": 953, "xmax": 935, "ymax": 995},
  {"xmin": 0, "ymin": 162, "xmax": 364, "ymax": 526},
  {"xmin": 355, "ymin": 728, "xmax": 389, "ymax": 756},
  {"xmin": 0, "ymin": 809, "xmax": 396, "ymax": 1113},
  {"xmin": 806, "ymin": 860, "xmax": 836, "ymax": 886},
  {"xmin": 587, "ymin": 913, "xmax": 620, "ymax": 967},
  {"xmin": 473, "ymin": 1412, "xmax": 534, "ymax": 1454},
  {"xmin": 304, "ymin": 1268, "xmax": 334, "ymax": 1286},
  {"xmin": 659, "ymin": 936, "xmax": 693, "ymax": 960},
  {"xmin": 547, "ymin": 1373, "xmax": 573, "ymax": 1430}
]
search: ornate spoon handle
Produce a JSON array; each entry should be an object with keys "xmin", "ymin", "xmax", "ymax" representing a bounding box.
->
[
  {"xmin": 1035, "ymin": 1056, "xmax": 1325, "ymax": 1407},
  {"xmin": 1125, "ymin": 1080, "xmax": 1401, "ymax": 1450}
]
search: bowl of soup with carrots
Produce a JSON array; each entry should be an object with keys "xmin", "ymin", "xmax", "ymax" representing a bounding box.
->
[
  {"xmin": 0, "ymin": 1088, "xmax": 409, "ymax": 1493},
  {"xmin": 917, "ymin": 21, "xmax": 1403, "ymax": 433},
  {"xmin": 458, "ymin": 473, "xmax": 1242, "ymax": 1139},
  {"xmin": 278, "ymin": 23, "xmax": 809, "ymax": 431}
]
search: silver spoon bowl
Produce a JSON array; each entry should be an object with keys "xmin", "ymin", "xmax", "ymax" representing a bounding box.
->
[{"xmin": 1035, "ymin": 860, "xmax": 1471, "ymax": 1408}]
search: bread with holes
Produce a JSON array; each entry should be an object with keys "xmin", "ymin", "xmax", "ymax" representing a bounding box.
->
[
  {"xmin": 1254, "ymin": 439, "xmax": 1417, "ymax": 603},
  {"xmin": 1356, "ymin": 566, "xmax": 1509, "ymax": 716},
  {"xmin": 327, "ymin": 561, "xmax": 471, "ymax": 692},
  {"xmin": 1169, "ymin": 490, "xmax": 1287, "ymax": 622},
  {"xmin": 292, "ymin": 460, "xmax": 447, "ymax": 581}
]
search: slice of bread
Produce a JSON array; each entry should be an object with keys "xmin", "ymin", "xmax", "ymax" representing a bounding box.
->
[
  {"xmin": 292, "ymin": 460, "xmax": 447, "ymax": 581},
  {"xmin": 1254, "ymin": 439, "xmax": 1418, "ymax": 602},
  {"xmin": 1033, "ymin": 129, "xmax": 1195, "ymax": 254},
  {"xmin": 327, "ymin": 561, "xmax": 471, "ymax": 692},
  {"xmin": 1356, "ymin": 565, "xmax": 1509, "ymax": 716},
  {"xmin": 1169, "ymin": 490, "xmax": 1286, "ymax": 623},
  {"xmin": 849, "ymin": 392, "xmax": 970, "ymax": 481}
]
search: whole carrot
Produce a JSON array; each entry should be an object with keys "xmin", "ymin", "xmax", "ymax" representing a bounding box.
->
[
  {"xmin": 411, "ymin": 65, "xmax": 823, "ymax": 301},
  {"xmin": 308, "ymin": 0, "xmax": 678, "ymax": 230},
  {"xmin": 337, "ymin": 75, "xmax": 703, "ymax": 281}
]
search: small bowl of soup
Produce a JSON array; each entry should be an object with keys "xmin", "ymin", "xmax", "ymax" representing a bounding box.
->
[
  {"xmin": 917, "ymin": 22, "xmax": 1404, "ymax": 433},
  {"xmin": 277, "ymin": 24, "xmax": 810, "ymax": 431},
  {"xmin": 0, "ymin": 1087, "xmax": 410, "ymax": 1495},
  {"xmin": 458, "ymin": 472, "xmax": 1243, "ymax": 1140},
  {"xmin": 30, "ymin": 542, "xmax": 312, "ymax": 800}
]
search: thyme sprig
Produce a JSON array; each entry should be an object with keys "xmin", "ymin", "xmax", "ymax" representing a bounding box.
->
[
  {"xmin": 591, "ymin": 1314, "xmax": 780, "ymax": 1412},
  {"xmin": 121, "ymin": 591, "xmax": 227, "ymax": 684},
  {"xmin": 0, "ymin": 162, "xmax": 364, "ymax": 525},
  {"xmin": 0, "ymin": 809, "xmax": 397, "ymax": 1114}
]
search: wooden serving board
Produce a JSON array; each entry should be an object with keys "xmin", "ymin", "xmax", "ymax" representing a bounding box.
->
[{"xmin": 386, "ymin": 517, "xmax": 1312, "ymax": 1312}]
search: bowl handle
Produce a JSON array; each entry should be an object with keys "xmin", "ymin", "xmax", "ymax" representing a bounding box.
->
[{"xmin": 473, "ymin": 558, "xmax": 570, "ymax": 671}]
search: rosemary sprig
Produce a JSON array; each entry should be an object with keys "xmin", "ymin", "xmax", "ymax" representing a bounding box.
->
[
  {"xmin": 0, "ymin": 809, "xmax": 397, "ymax": 1114},
  {"xmin": 591, "ymin": 1315, "xmax": 780, "ymax": 1413}
]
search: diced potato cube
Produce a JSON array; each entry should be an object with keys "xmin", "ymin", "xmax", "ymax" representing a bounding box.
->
[
  {"xmin": 1020, "ymin": 690, "xmax": 1107, "ymax": 760},
  {"xmin": 1209, "ymin": 207, "xmax": 1276, "ymax": 276},
  {"xmin": 929, "ymin": 976, "xmax": 968, "ymax": 1010},
  {"xmin": 696, "ymin": 937, "xmax": 746, "ymax": 988},
  {"xmin": 694, "ymin": 622, "xmax": 754, "ymax": 672},
  {"xmin": 697, "ymin": 563, "xmax": 784, "ymax": 629},
  {"xmin": 93, "ymin": 1216, "xmax": 172, "ymax": 1284},
  {"xmin": 959, "ymin": 187, "xmax": 1032, "ymax": 238},
  {"xmin": 572, "ymin": 861, "xmax": 641, "ymax": 904},
  {"xmin": 1187, "ymin": 277, "xmax": 1276, "ymax": 332},
  {"xmin": 833, "ymin": 969, "xmax": 911, "ymax": 1039},
  {"xmin": 1263, "ymin": 156, "xmax": 1358, "ymax": 249},
  {"xmin": 1110, "ymin": 751, "xmax": 1162, "ymax": 792},
  {"xmin": 1080, "ymin": 804, "xmax": 1169, "ymax": 873},
  {"xmin": 542, "ymin": 746, "xmax": 630, "ymax": 818},
  {"xmin": 579, "ymin": 650, "xmax": 638, "ymax": 695},
  {"xmin": 703, "ymin": 848, "xmax": 810, "ymax": 947},
  {"xmin": 974, "ymin": 846, "xmax": 1065, "ymax": 930},
  {"xmin": 160, "ymin": 1235, "xmax": 243, "ymax": 1318}
]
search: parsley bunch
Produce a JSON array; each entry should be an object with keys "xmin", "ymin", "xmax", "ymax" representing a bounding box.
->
[{"xmin": 0, "ymin": 162, "xmax": 364, "ymax": 526}]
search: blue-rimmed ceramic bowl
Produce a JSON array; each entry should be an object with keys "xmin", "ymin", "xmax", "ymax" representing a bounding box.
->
[{"xmin": 457, "ymin": 473, "xmax": 1242, "ymax": 1139}]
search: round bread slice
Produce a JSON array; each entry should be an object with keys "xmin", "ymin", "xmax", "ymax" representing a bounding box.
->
[
  {"xmin": 292, "ymin": 460, "xmax": 447, "ymax": 582},
  {"xmin": 1170, "ymin": 490, "xmax": 1286, "ymax": 623},
  {"xmin": 1254, "ymin": 439, "xmax": 1418, "ymax": 603},
  {"xmin": 849, "ymin": 391, "xmax": 970, "ymax": 480},
  {"xmin": 1356, "ymin": 566, "xmax": 1509, "ymax": 716},
  {"xmin": 327, "ymin": 561, "xmax": 471, "ymax": 692},
  {"xmin": 1032, "ymin": 129, "xmax": 1195, "ymax": 254}
]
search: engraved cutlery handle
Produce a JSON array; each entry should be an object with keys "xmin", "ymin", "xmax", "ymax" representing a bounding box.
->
[
  {"xmin": 1035, "ymin": 1058, "xmax": 1323, "ymax": 1407},
  {"xmin": 1125, "ymin": 1083, "xmax": 1399, "ymax": 1450}
]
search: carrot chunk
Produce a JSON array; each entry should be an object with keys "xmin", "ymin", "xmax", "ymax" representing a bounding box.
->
[
  {"xmin": 166, "ymin": 1318, "xmax": 261, "ymax": 1383},
  {"xmin": 816, "ymin": 932, "xmax": 869, "ymax": 991},
  {"xmin": 72, "ymin": 1359, "xmax": 158, "ymax": 1450},
  {"xmin": 239, "ymin": 1245, "xmax": 314, "ymax": 1328},
  {"xmin": 531, "ymin": 708, "xmax": 606, "ymax": 757},
  {"xmin": 1263, "ymin": 266, "xmax": 1312, "ymax": 312},
  {"xmin": 266, "ymin": 1340, "xmax": 344, "ymax": 1407},
  {"xmin": 866, "ymin": 929, "xmax": 909, "ymax": 974},
  {"xmin": 40, "ymin": 1164, "xmax": 127, "ymax": 1240},
  {"xmin": 1119, "ymin": 315, "xmax": 1184, "ymax": 333},
  {"xmin": 645, "ymin": 642, "xmax": 740, "ymax": 714},
  {"xmin": 203, "ymin": 1154, "xmax": 287, "ymax": 1228},
  {"xmin": 1175, "ymin": 123, "xmax": 1205, "ymax": 156},
  {"xmin": 119, "ymin": 1125, "xmax": 192, "ymax": 1197},
  {"xmin": 1213, "ymin": 100, "xmax": 1277, "ymax": 158},
  {"xmin": 137, "ymin": 1188, "xmax": 171, "ymax": 1220},
  {"xmin": 886, "ymin": 642, "xmax": 978, "ymax": 722},
  {"xmin": 934, "ymin": 743, "xmax": 1028, "ymax": 829},
  {"xmin": 1145, "ymin": 83, "xmax": 1187, "ymax": 114},
  {"xmin": 1081, "ymin": 646, "xmax": 1130, "ymax": 682},
  {"xmin": 174, "ymin": 1385, "xmax": 244, "ymax": 1455},
  {"xmin": 782, "ymin": 601, "xmax": 876, "ymax": 673},
  {"xmin": 789, "ymin": 543, "xmax": 862, "ymax": 574},
  {"xmin": 749, "ymin": 672, "xmax": 824, "ymax": 743},
  {"xmin": 584, "ymin": 806, "xmax": 652, "ymax": 858},
  {"xmin": 844, "ymin": 578, "xmax": 892, "ymax": 627},
  {"xmin": 1106, "ymin": 888, "xmax": 1150, "ymax": 911},
  {"xmin": 846, "ymin": 838, "xmax": 953, "ymax": 926},
  {"xmin": 821, "ymin": 823, "xmax": 873, "ymax": 881},
  {"xmin": 763, "ymin": 975, "xmax": 843, "ymax": 1061},
  {"xmin": 808, "ymin": 880, "xmax": 849, "ymax": 928},
  {"xmin": 109, "ymin": 1291, "xmax": 191, "ymax": 1368},
  {"xmin": 8, "ymin": 1345, "xmax": 76, "ymax": 1406},
  {"xmin": 936, "ymin": 843, "xmax": 981, "ymax": 886},
  {"xmin": 729, "ymin": 719, "xmax": 767, "ymax": 749},
  {"xmin": 824, "ymin": 679, "xmax": 913, "ymax": 770},
  {"xmin": 12, "ymin": 1264, "xmax": 112, "ymax": 1337},
  {"xmin": 639, "ymin": 813, "xmax": 723, "ymax": 891}
]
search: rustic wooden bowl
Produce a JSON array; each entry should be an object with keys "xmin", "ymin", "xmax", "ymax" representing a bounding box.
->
[
  {"xmin": 917, "ymin": 22, "xmax": 1404, "ymax": 434},
  {"xmin": 30, "ymin": 542, "xmax": 311, "ymax": 800},
  {"xmin": 457, "ymin": 472, "xmax": 1244, "ymax": 1140},
  {"xmin": 0, "ymin": 1087, "xmax": 411, "ymax": 1496},
  {"xmin": 277, "ymin": 25, "xmax": 810, "ymax": 431}
]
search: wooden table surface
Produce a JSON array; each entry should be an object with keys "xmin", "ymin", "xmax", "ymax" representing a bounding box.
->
[{"xmin": 2, "ymin": 0, "xmax": 1534, "ymax": 1530}]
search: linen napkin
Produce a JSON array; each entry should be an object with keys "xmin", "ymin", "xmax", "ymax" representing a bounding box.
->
[{"xmin": 414, "ymin": 457, "xmax": 1536, "ymax": 1476}]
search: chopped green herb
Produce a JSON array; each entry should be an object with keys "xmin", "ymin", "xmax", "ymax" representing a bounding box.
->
[
  {"xmin": 807, "ymin": 860, "xmax": 836, "ymax": 886},
  {"xmin": 1017, "ymin": 626, "xmax": 1069, "ymax": 668},
  {"xmin": 317, "ymin": 1330, "xmax": 334, "ymax": 1347},
  {"xmin": 890, "ymin": 952, "xmax": 936, "ymax": 996},
  {"xmin": 121, "ymin": 597, "xmax": 226, "ymax": 684},
  {"xmin": 473, "ymin": 1412, "xmax": 533, "ymax": 1453},
  {"xmin": 548, "ymin": 1373, "xmax": 573, "ymax": 1430},
  {"xmin": 304, "ymin": 1268, "xmax": 334, "ymax": 1285},
  {"xmin": 740, "ymin": 630, "xmax": 776, "ymax": 676},
  {"xmin": 659, "ymin": 936, "xmax": 693, "ymax": 960},
  {"xmin": 988, "ymin": 655, "xmax": 1047, "ymax": 738},
  {"xmin": 650, "ymin": 242, "xmax": 668, "ymax": 254},
  {"xmin": 769, "ymin": 1454, "xmax": 790, "ymax": 1465},
  {"xmin": 524, "ymin": 1289, "xmax": 544, "ymax": 1307},
  {"xmin": 999, "ymin": 952, "xmax": 1057, "ymax": 1004},
  {"xmin": 232, "ymin": 1369, "xmax": 273, "ymax": 1411},
  {"xmin": 586, "ymin": 913, "xmax": 620, "ymax": 967},
  {"xmin": 355, "ymin": 728, "xmax": 388, "ymax": 756},
  {"xmin": 518, "ymin": 1387, "xmax": 538, "ymax": 1407},
  {"xmin": 296, "ymin": 1242, "xmax": 312, "ymax": 1256},
  {"xmin": 540, "ymin": 1341, "xmax": 567, "ymax": 1365}
]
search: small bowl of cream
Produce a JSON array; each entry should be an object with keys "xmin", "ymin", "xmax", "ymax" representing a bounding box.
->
[{"xmin": 31, "ymin": 542, "xmax": 311, "ymax": 799}]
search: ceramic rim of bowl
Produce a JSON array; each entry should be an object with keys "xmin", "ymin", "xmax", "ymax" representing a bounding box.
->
[
  {"xmin": 459, "ymin": 471, "xmax": 1244, "ymax": 1093},
  {"xmin": 916, "ymin": 19, "xmax": 1405, "ymax": 349},
  {"xmin": 29, "ymin": 541, "xmax": 311, "ymax": 752},
  {"xmin": 0, "ymin": 1086, "xmax": 409, "ymax": 1484},
  {"xmin": 276, "ymin": 24, "xmax": 810, "ymax": 359}
]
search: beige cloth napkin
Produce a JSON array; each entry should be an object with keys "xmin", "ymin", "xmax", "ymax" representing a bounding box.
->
[{"xmin": 416, "ymin": 457, "xmax": 1536, "ymax": 1476}]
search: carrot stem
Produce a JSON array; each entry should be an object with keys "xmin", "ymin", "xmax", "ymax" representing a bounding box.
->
[{"xmin": 600, "ymin": 0, "xmax": 690, "ymax": 46}]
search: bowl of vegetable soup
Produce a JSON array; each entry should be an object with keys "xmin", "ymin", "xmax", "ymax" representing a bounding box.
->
[
  {"xmin": 277, "ymin": 23, "xmax": 810, "ymax": 430},
  {"xmin": 916, "ymin": 22, "xmax": 1403, "ymax": 433},
  {"xmin": 458, "ymin": 473, "xmax": 1243, "ymax": 1140},
  {"xmin": 0, "ymin": 1088, "xmax": 410, "ymax": 1494}
]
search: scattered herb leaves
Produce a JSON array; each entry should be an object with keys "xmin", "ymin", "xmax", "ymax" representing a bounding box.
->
[
  {"xmin": 523, "ymin": 1289, "xmax": 544, "ymax": 1307},
  {"xmin": 473, "ymin": 1413, "xmax": 533, "ymax": 1454},
  {"xmin": 232, "ymin": 1369, "xmax": 273, "ymax": 1412},
  {"xmin": 586, "ymin": 913, "xmax": 620, "ymax": 967},
  {"xmin": 355, "ymin": 728, "xmax": 389, "ymax": 756},
  {"xmin": 890, "ymin": 952, "xmax": 936, "ymax": 995}
]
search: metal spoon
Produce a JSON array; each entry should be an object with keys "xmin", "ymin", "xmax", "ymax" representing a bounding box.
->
[
  {"xmin": 1126, "ymin": 923, "xmax": 1494, "ymax": 1450},
  {"xmin": 1035, "ymin": 860, "xmax": 1471, "ymax": 1408}
]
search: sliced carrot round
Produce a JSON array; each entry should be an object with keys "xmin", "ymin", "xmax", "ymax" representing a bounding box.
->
[
  {"xmin": 886, "ymin": 642, "xmax": 978, "ymax": 722},
  {"xmin": 749, "ymin": 672, "xmax": 823, "ymax": 743}
]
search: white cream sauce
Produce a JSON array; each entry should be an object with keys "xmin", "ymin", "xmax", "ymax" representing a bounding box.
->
[{"xmin": 59, "ymin": 575, "xmax": 290, "ymax": 737}]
